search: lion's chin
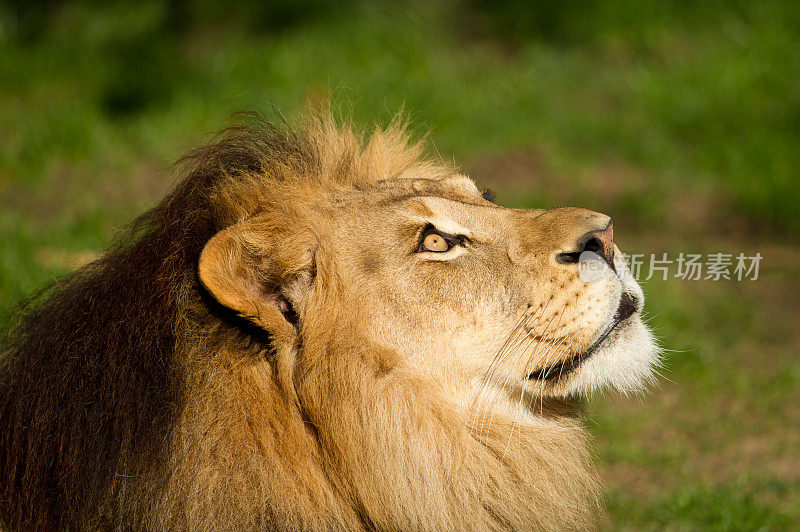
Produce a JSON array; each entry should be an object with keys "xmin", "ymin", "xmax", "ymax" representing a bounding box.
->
[{"xmin": 556, "ymin": 316, "xmax": 661, "ymax": 396}]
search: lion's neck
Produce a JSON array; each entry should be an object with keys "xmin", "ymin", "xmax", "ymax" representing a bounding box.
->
[
  {"xmin": 166, "ymin": 335, "xmax": 601, "ymax": 530},
  {"xmin": 293, "ymin": 339, "xmax": 602, "ymax": 531}
]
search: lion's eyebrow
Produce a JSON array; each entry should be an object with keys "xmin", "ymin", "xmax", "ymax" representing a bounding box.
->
[
  {"xmin": 425, "ymin": 218, "xmax": 471, "ymax": 237},
  {"xmin": 413, "ymin": 199, "xmax": 472, "ymax": 236}
]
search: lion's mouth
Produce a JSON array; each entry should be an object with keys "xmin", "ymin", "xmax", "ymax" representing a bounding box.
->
[{"xmin": 527, "ymin": 293, "xmax": 637, "ymax": 382}]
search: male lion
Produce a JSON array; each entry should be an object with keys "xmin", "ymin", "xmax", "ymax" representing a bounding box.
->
[{"xmin": 0, "ymin": 112, "xmax": 659, "ymax": 530}]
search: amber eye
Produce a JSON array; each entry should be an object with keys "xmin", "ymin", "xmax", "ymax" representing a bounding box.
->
[{"xmin": 421, "ymin": 232, "xmax": 449, "ymax": 252}]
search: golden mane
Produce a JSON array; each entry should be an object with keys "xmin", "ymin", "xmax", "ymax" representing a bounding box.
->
[{"xmin": 0, "ymin": 112, "xmax": 601, "ymax": 530}]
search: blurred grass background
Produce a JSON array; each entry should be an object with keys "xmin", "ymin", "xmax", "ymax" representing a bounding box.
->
[{"xmin": 1, "ymin": 0, "xmax": 798, "ymax": 528}]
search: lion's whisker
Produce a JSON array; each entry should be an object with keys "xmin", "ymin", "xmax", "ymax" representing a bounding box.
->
[
  {"xmin": 527, "ymin": 331, "xmax": 579, "ymax": 416},
  {"xmin": 491, "ymin": 332, "xmax": 540, "ymax": 444},
  {"xmin": 500, "ymin": 315, "xmax": 578, "ymax": 456},
  {"xmin": 473, "ymin": 299, "xmax": 552, "ymax": 435},
  {"xmin": 486, "ymin": 301, "xmax": 565, "ymax": 439},
  {"xmin": 531, "ymin": 317, "xmax": 575, "ymax": 415},
  {"xmin": 469, "ymin": 312, "xmax": 530, "ymax": 438},
  {"xmin": 477, "ymin": 330, "xmax": 535, "ymax": 439}
]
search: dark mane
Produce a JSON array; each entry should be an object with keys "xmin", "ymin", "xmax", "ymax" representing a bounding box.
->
[{"xmin": 0, "ymin": 119, "xmax": 289, "ymax": 529}]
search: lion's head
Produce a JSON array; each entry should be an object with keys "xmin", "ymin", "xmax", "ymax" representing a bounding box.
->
[{"xmin": 0, "ymin": 112, "xmax": 659, "ymax": 530}]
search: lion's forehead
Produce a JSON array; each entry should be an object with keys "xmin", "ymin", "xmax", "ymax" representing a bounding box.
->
[{"xmin": 368, "ymin": 174, "xmax": 482, "ymax": 202}]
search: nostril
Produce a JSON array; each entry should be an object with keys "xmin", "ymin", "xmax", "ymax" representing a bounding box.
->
[
  {"xmin": 555, "ymin": 238, "xmax": 607, "ymax": 264},
  {"xmin": 582, "ymin": 237, "xmax": 603, "ymax": 255},
  {"xmin": 556, "ymin": 222, "xmax": 616, "ymax": 271}
]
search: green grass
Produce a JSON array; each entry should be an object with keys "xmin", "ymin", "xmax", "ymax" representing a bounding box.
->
[
  {"xmin": 2, "ymin": 1, "xmax": 799, "ymax": 226},
  {"xmin": 1, "ymin": 0, "xmax": 799, "ymax": 527},
  {"xmin": 607, "ymin": 481, "xmax": 796, "ymax": 531}
]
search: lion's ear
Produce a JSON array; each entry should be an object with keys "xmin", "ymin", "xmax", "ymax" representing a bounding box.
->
[{"xmin": 198, "ymin": 223, "xmax": 301, "ymax": 345}]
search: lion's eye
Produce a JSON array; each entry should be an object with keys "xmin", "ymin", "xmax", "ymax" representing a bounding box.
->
[
  {"xmin": 421, "ymin": 232, "xmax": 449, "ymax": 252},
  {"xmin": 415, "ymin": 225, "xmax": 469, "ymax": 254}
]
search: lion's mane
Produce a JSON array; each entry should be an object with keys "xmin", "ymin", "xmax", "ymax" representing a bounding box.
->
[{"xmin": 0, "ymin": 115, "xmax": 600, "ymax": 530}]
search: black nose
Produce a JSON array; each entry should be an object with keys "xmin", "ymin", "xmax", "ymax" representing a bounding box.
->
[{"xmin": 556, "ymin": 220, "xmax": 615, "ymax": 270}]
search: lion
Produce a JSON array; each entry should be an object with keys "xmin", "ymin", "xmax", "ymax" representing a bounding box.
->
[{"xmin": 0, "ymin": 111, "xmax": 659, "ymax": 530}]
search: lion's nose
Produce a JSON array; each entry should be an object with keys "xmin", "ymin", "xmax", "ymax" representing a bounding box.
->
[{"xmin": 555, "ymin": 219, "xmax": 615, "ymax": 270}]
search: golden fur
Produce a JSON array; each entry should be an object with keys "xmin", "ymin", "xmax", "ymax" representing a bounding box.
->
[{"xmin": 0, "ymin": 111, "xmax": 658, "ymax": 530}]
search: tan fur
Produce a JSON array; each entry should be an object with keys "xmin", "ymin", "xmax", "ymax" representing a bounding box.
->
[
  {"xmin": 184, "ymin": 113, "xmax": 651, "ymax": 530},
  {"xmin": 1, "ymin": 111, "xmax": 659, "ymax": 530}
]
